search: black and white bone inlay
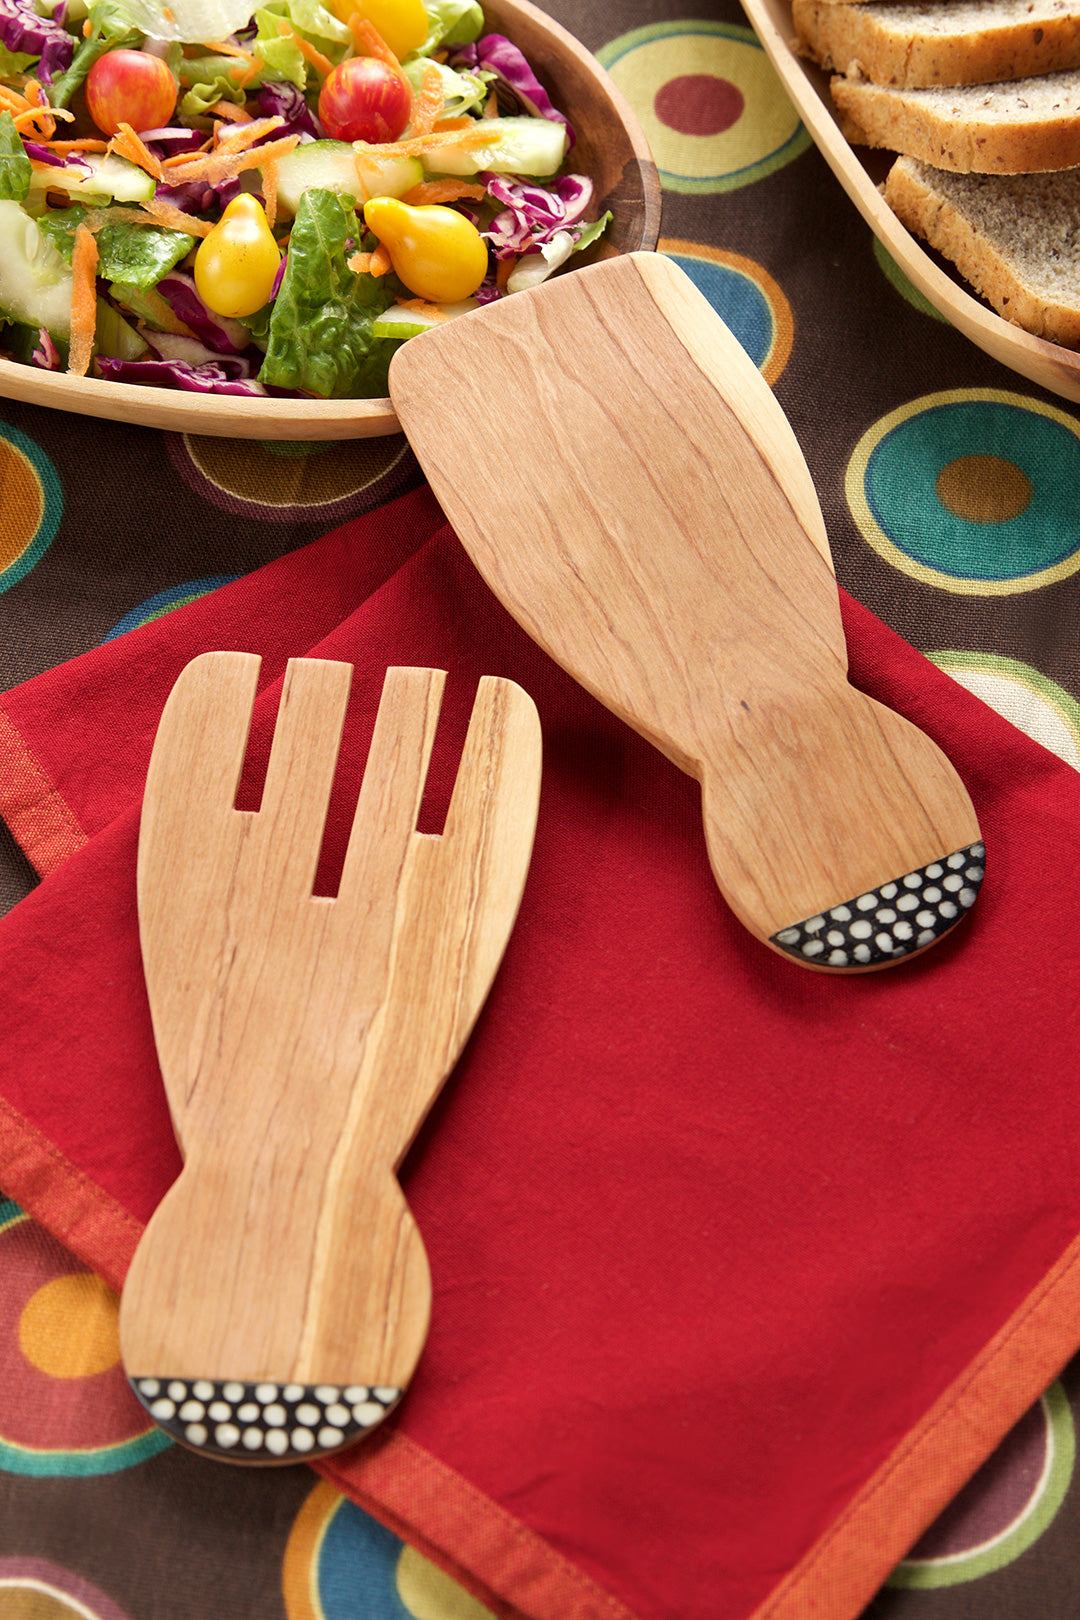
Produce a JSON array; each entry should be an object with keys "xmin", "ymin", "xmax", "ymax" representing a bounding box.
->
[
  {"xmin": 770, "ymin": 843, "xmax": 985, "ymax": 969},
  {"xmin": 130, "ymin": 1377, "xmax": 401, "ymax": 1459}
]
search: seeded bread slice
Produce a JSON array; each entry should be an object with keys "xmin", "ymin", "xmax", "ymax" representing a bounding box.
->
[
  {"xmin": 793, "ymin": 0, "xmax": 1080, "ymax": 88},
  {"xmin": 832, "ymin": 69, "xmax": 1080, "ymax": 170},
  {"xmin": 883, "ymin": 154, "xmax": 1080, "ymax": 343}
]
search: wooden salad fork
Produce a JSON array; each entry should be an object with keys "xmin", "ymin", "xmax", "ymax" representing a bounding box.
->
[
  {"xmin": 387, "ymin": 250, "xmax": 985, "ymax": 972},
  {"xmin": 118, "ymin": 653, "xmax": 541, "ymax": 1462}
]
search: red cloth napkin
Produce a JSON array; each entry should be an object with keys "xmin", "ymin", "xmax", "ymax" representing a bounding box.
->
[{"xmin": 1, "ymin": 483, "xmax": 1079, "ymax": 1620}]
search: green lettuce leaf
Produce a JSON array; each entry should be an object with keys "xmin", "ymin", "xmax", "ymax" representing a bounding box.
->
[
  {"xmin": 178, "ymin": 72, "xmax": 248, "ymax": 118},
  {"xmin": 401, "ymin": 55, "xmax": 489, "ymax": 117},
  {"xmin": 0, "ymin": 112, "xmax": 31, "ymax": 203},
  {"xmin": 47, "ymin": 0, "xmax": 143, "ymax": 108},
  {"xmin": 417, "ymin": 0, "xmax": 483, "ymax": 55},
  {"xmin": 257, "ymin": 188, "xmax": 399, "ymax": 398},
  {"xmin": 36, "ymin": 205, "xmax": 195, "ymax": 288},
  {"xmin": 0, "ymin": 43, "xmax": 38, "ymax": 77}
]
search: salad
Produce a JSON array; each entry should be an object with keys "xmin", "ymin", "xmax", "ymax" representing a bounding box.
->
[{"xmin": 0, "ymin": 0, "xmax": 611, "ymax": 397}]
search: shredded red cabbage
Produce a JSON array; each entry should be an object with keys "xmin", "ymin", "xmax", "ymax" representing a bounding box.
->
[
  {"xmin": 154, "ymin": 271, "xmax": 254, "ymax": 354},
  {"xmin": 451, "ymin": 34, "xmax": 573, "ymax": 146},
  {"xmin": 0, "ymin": 0, "xmax": 73, "ymax": 83},
  {"xmin": 30, "ymin": 327, "xmax": 62, "ymax": 369},
  {"xmin": 484, "ymin": 173, "xmax": 593, "ymax": 258},
  {"xmin": 256, "ymin": 81, "xmax": 324, "ymax": 140},
  {"xmin": 95, "ymin": 356, "xmax": 271, "ymax": 394}
]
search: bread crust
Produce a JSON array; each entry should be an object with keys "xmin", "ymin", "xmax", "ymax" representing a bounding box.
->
[
  {"xmin": 794, "ymin": 0, "xmax": 1080, "ymax": 87},
  {"xmin": 833, "ymin": 76, "xmax": 1080, "ymax": 169},
  {"xmin": 884, "ymin": 157, "xmax": 1080, "ymax": 344}
]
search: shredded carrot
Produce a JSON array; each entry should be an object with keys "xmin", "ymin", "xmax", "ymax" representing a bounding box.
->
[
  {"xmin": 395, "ymin": 296, "xmax": 446, "ymax": 319},
  {"xmin": 496, "ymin": 254, "xmax": 516, "ymax": 293},
  {"xmin": 108, "ymin": 122, "xmax": 166, "ymax": 180},
  {"xmin": 203, "ymin": 37, "xmax": 252, "ymax": 56},
  {"xmin": 40, "ymin": 137, "xmax": 110, "ymax": 152},
  {"xmin": 162, "ymin": 5, "xmax": 174, "ymax": 18},
  {"xmin": 346, "ymin": 242, "xmax": 392, "ymax": 275},
  {"xmin": 276, "ymin": 18, "xmax": 333, "ymax": 76},
  {"xmin": 214, "ymin": 114, "xmax": 284, "ymax": 150},
  {"xmin": 408, "ymin": 61, "xmax": 444, "ymax": 138},
  {"xmin": 163, "ymin": 131, "xmax": 299, "ymax": 186},
  {"xmin": 354, "ymin": 125, "xmax": 491, "ymax": 160},
  {"xmin": 137, "ymin": 196, "xmax": 216, "ymax": 236},
  {"xmin": 207, "ymin": 100, "xmax": 253, "ymax": 121},
  {"xmin": 227, "ymin": 52, "xmax": 264, "ymax": 87},
  {"xmin": 348, "ymin": 16, "xmax": 400, "ymax": 72},
  {"xmin": 431, "ymin": 115, "xmax": 475, "ymax": 131},
  {"xmin": 68, "ymin": 224, "xmax": 98, "ymax": 379},
  {"xmin": 483, "ymin": 87, "xmax": 498, "ymax": 118},
  {"xmin": 261, "ymin": 153, "xmax": 279, "ymax": 230},
  {"xmin": 162, "ymin": 137, "xmax": 213, "ymax": 167},
  {"xmin": 82, "ymin": 16, "xmax": 91, "ymax": 33},
  {"xmin": 402, "ymin": 178, "xmax": 485, "ymax": 205},
  {"xmin": 12, "ymin": 104, "xmax": 70, "ymax": 138}
]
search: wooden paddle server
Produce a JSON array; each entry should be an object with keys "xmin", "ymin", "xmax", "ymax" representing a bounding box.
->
[
  {"xmin": 389, "ymin": 250, "xmax": 985, "ymax": 972},
  {"xmin": 119, "ymin": 653, "xmax": 542, "ymax": 1462}
]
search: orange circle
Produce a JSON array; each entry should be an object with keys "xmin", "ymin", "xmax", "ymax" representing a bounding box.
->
[
  {"xmin": 935, "ymin": 455, "xmax": 1033, "ymax": 524},
  {"xmin": 18, "ymin": 1274, "xmax": 122, "ymax": 1379},
  {"xmin": 0, "ymin": 441, "xmax": 44, "ymax": 573}
]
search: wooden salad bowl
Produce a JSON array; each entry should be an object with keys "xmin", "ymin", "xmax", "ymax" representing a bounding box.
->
[
  {"xmin": 740, "ymin": 0, "xmax": 1080, "ymax": 406},
  {"xmin": 1, "ymin": 0, "xmax": 661, "ymax": 439}
]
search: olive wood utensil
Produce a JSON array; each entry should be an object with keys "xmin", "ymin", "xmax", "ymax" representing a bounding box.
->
[
  {"xmin": 388, "ymin": 250, "xmax": 984, "ymax": 972},
  {"xmin": 119, "ymin": 652, "xmax": 541, "ymax": 1462}
]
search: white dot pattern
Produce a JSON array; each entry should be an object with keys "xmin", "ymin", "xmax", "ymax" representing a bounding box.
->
[
  {"xmin": 771, "ymin": 844, "xmax": 984, "ymax": 969},
  {"xmin": 131, "ymin": 1377, "xmax": 401, "ymax": 1460}
]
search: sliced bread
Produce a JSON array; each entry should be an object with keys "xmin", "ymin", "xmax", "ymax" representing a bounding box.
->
[
  {"xmin": 793, "ymin": 0, "xmax": 1080, "ymax": 88},
  {"xmin": 883, "ymin": 154, "xmax": 1080, "ymax": 343},
  {"xmin": 832, "ymin": 69, "xmax": 1080, "ymax": 170}
]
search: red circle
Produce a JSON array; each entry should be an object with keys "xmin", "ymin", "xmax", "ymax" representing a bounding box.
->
[{"xmin": 654, "ymin": 75, "xmax": 745, "ymax": 136}]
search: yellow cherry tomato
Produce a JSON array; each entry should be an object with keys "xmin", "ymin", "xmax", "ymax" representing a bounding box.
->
[
  {"xmin": 194, "ymin": 194, "xmax": 281, "ymax": 320},
  {"xmin": 363, "ymin": 197, "xmax": 489, "ymax": 304},
  {"xmin": 326, "ymin": 0, "xmax": 428, "ymax": 61}
]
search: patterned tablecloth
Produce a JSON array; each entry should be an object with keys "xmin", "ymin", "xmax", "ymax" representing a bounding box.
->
[{"xmin": 2, "ymin": 0, "xmax": 1080, "ymax": 1615}]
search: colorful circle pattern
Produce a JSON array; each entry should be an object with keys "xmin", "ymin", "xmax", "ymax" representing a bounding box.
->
[
  {"xmin": 928, "ymin": 651, "xmax": 1080, "ymax": 770},
  {"xmin": 168, "ymin": 434, "xmax": 415, "ymax": 523},
  {"xmin": 0, "ymin": 1201, "xmax": 171, "ymax": 1476},
  {"xmin": 889, "ymin": 1381, "xmax": 1075, "ymax": 1587},
  {"xmin": 0, "ymin": 422, "xmax": 62, "ymax": 593},
  {"xmin": 597, "ymin": 21, "xmax": 810, "ymax": 193},
  {"xmin": 103, "ymin": 577, "xmax": 239, "ymax": 641},
  {"xmin": 846, "ymin": 390, "xmax": 1080, "ymax": 594},
  {"xmin": 283, "ymin": 1481, "xmax": 496, "ymax": 1620},
  {"xmin": 661, "ymin": 239, "xmax": 793, "ymax": 383},
  {"xmin": 0, "ymin": 1556, "xmax": 135, "ymax": 1620}
]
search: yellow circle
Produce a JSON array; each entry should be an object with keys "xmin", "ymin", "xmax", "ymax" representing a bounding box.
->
[
  {"xmin": 396, "ymin": 1546, "xmax": 497, "ymax": 1620},
  {"xmin": 934, "ymin": 455, "xmax": 1033, "ymax": 524},
  {"xmin": 605, "ymin": 34, "xmax": 800, "ymax": 181},
  {"xmin": 18, "ymin": 1274, "xmax": 122, "ymax": 1379},
  {"xmin": 0, "ymin": 440, "xmax": 45, "ymax": 572}
]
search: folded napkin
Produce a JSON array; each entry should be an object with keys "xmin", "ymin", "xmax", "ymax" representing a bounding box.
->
[{"xmin": 1, "ymin": 482, "xmax": 1078, "ymax": 1620}]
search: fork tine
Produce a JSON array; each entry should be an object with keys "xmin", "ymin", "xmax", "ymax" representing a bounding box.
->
[
  {"xmin": 255, "ymin": 658, "xmax": 354, "ymax": 900},
  {"xmin": 334, "ymin": 666, "xmax": 446, "ymax": 920}
]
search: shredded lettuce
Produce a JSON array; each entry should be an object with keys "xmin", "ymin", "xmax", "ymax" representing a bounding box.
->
[
  {"xmin": 0, "ymin": 0, "xmax": 74, "ymax": 84},
  {"xmin": 257, "ymin": 188, "xmax": 399, "ymax": 398},
  {"xmin": 36, "ymin": 205, "xmax": 195, "ymax": 287},
  {"xmin": 0, "ymin": 41, "xmax": 37, "ymax": 76},
  {"xmin": 0, "ymin": 109, "xmax": 31, "ymax": 201},
  {"xmin": 401, "ymin": 55, "xmax": 489, "ymax": 118}
]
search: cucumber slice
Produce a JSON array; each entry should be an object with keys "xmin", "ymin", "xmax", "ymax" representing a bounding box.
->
[
  {"xmin": 26, "ymin": 153, "xmax": 156, "ymax": 205},
  {"xmin": 372, "ymin": 297, "xmax": 478, "ymax": 339},
  {"xmin": 424, "ymin": 116, "xmax": 567, "ymax": 178},
  {"xmin": 0, "ymin": 200, "xmax": 73, "ymax": 337},
  {"xmin": 274, "ymin": 140, "xmax": 423, "ymax": 217},
  {"xmin": 94, "ymin": 297, "xmax": 147, "ymax": 360}
]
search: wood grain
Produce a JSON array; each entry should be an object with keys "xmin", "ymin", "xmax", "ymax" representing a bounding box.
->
[
  {"xmin": 118, "ymin": 654, "xmax": 541, "ymax": 1455},
  {"xmin": 739, "ymin": 0, "xmax": 1080, "ymax": 404},
  {"xmin": 0, "ymin": 0, "xmax": 659, "ymax": 440},
  {"xmin": 389, "ymin": 251, "xmax": 984, "ymax": 969}
]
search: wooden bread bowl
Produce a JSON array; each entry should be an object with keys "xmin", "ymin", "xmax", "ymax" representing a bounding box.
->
[{"xmin": 740, "ymin": 0, "xmax": 1080, "ymax": 404}]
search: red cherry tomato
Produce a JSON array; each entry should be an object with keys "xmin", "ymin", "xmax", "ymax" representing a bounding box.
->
[
  {"xmin": 85, "ymin": 48, "xmax": 177, "ymax": 135},
  {"xmin": 318, "ymin": 56, "xmax": 412, "ymax": 144}
]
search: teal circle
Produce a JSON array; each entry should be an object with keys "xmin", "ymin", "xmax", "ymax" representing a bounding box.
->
[
  {"xmin": 104, "ymin": 577, "xmax": 239, "ymax": 641},
  {"xmin": 318, "ymin": 1498, "xmax": 409, "ymax": 1619},
  {"xmin": 667, "ymin": 253, "xmax": 774, "ymax": 368},
  {"xmin": 0, "ymin": 423, "xmax": 63, "ymax": 593},
  {"xmin": 0, "ymin": 1427, "xmax": 171, "ymax": 1477},
  {"xmin": 865, "ymin": 400, "xmax": 1080, "ymax": 582}
]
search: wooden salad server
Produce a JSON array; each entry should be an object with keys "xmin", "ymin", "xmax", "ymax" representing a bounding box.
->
[
  {"xmin": 387, "ymin": 250, "xmax": 984, "ymax": 972},
  {"xmin": 118, "ymin": 652, "xmax": 541, "ymax": 1462}
]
